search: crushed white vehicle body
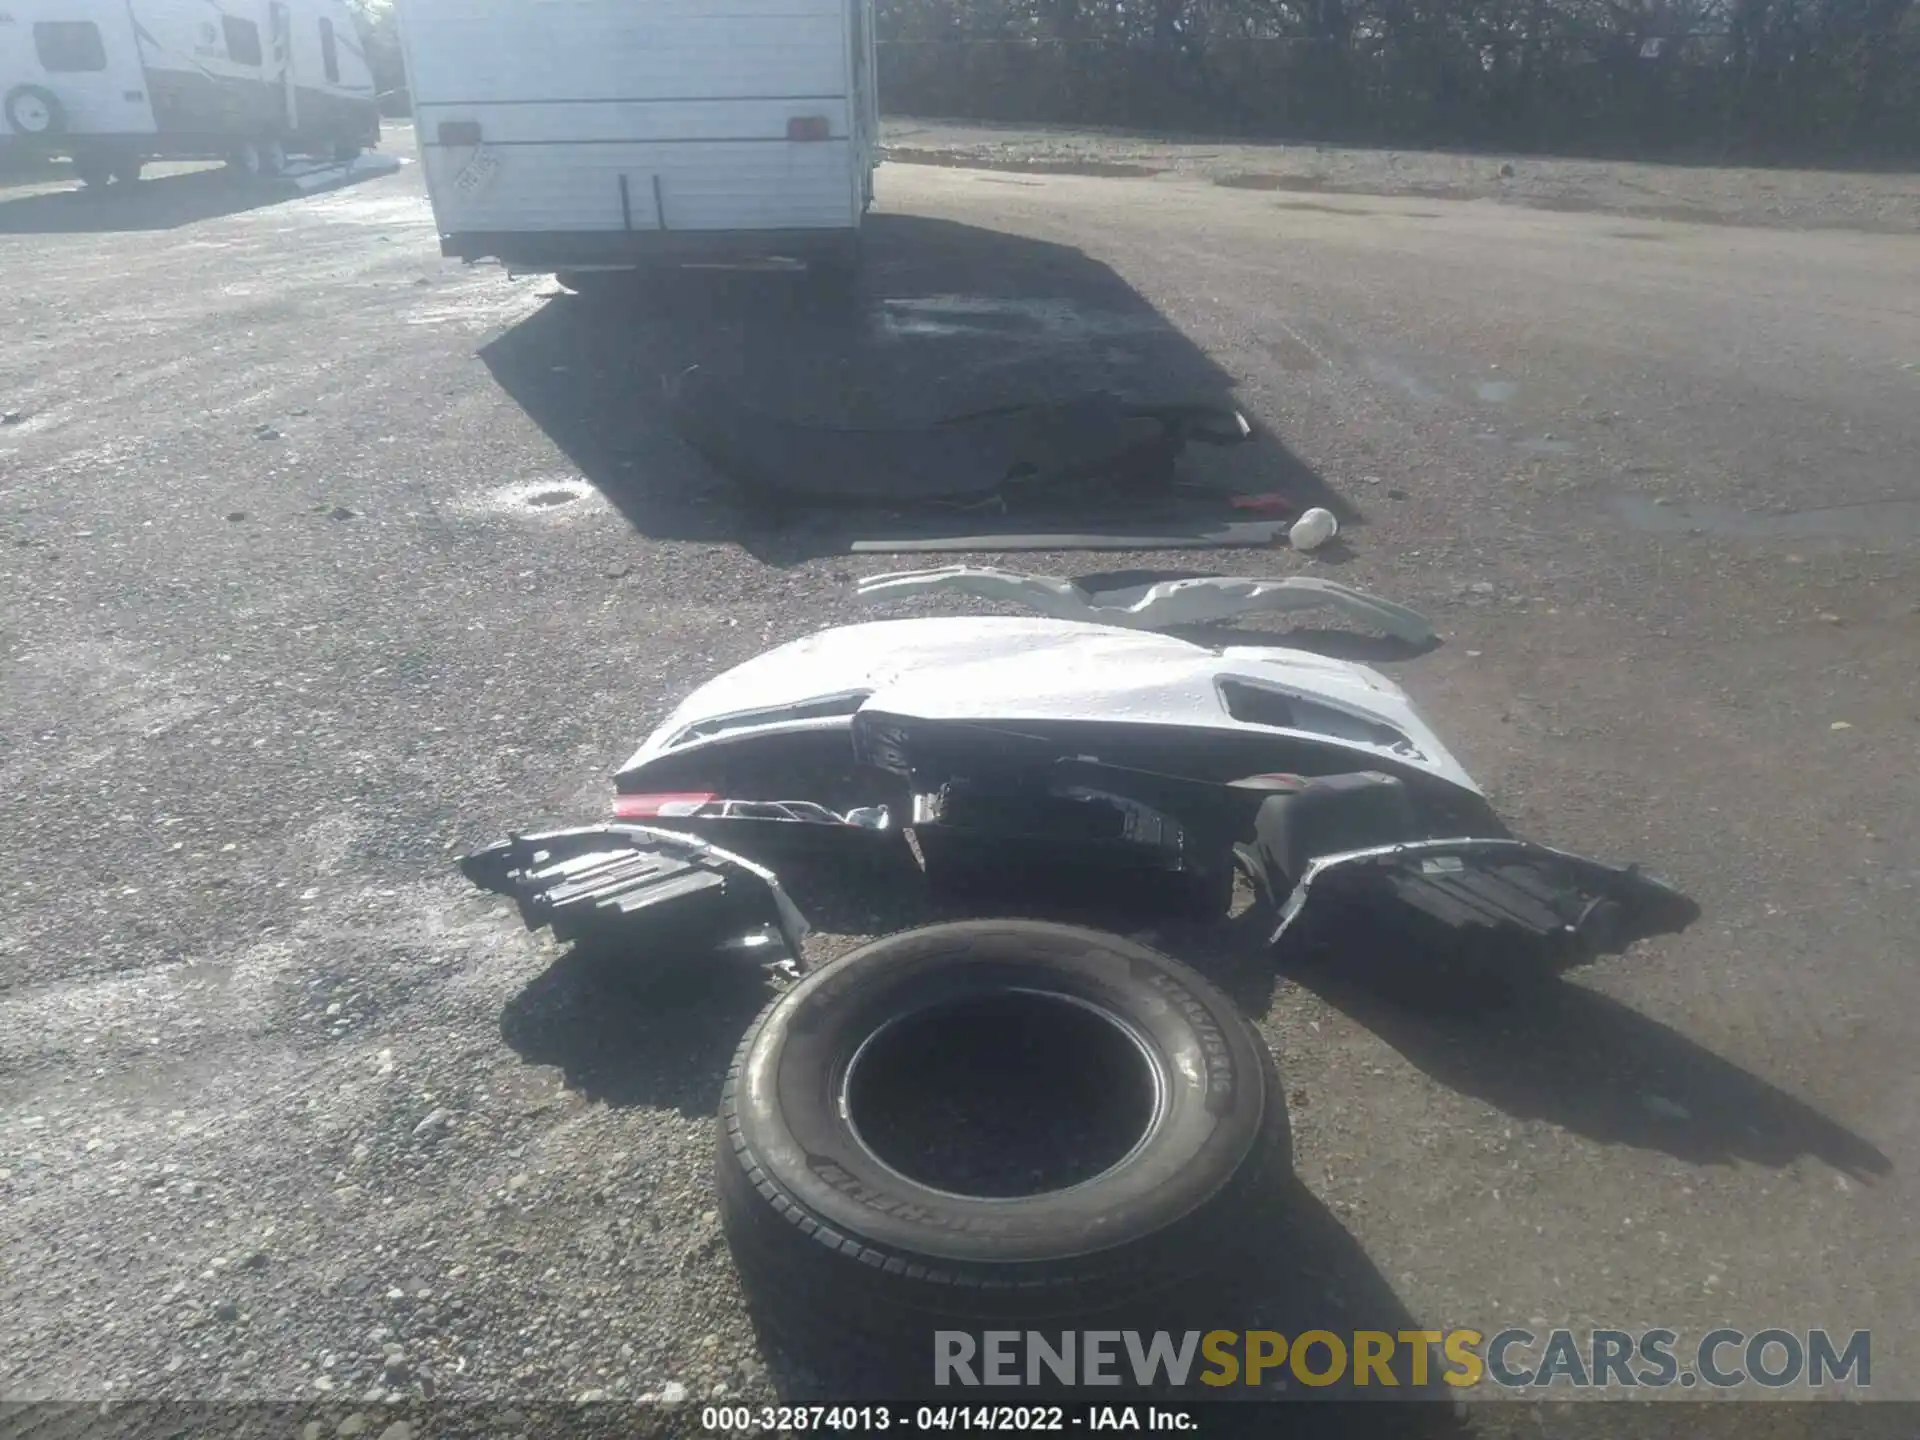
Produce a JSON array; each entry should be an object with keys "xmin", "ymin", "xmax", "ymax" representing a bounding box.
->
[
  {"xmin": 580, "ymin": 616, "xmax": 1698, "ymax": 981},
  {"xmin": 617, "ymin": 616, "xmax": 1476, "ymax": 795},
  {"xmin": 855, "ymin": 568, "xmax": 1438, "ymax": 646}
]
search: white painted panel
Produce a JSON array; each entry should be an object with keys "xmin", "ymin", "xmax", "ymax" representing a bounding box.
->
[
  {"xmin": 401, "ymin": 0, "xmax": 849, "ymax": 105},
  {"xmin": 415, "ymin": 98, "xmax": 849, "ymax": 145},
  {"xmin": 422, "ymin": 138, "xmax": 856, "ymax": 232}
]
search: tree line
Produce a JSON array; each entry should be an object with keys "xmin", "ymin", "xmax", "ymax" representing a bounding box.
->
[
  {"xmin": 345, "ymin": 0, "xmax": 1916, "ymax": 161},
  {"xmin": 875, "ymin": 0, "xmax": 1916, "ymax": 158}
]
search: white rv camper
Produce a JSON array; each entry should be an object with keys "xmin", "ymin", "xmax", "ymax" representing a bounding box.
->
[
  {"xmin": 0, "ymin": 0, "xmax": 381, "ymax": 186},
  {"xmin": 396, "ymin": 0, "xmax": 880, "ymax": 287}
]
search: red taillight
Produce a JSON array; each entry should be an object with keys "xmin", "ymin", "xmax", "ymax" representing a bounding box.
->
[
  {"xmin": 437, "ymin": 119, "xmax": 482, "ymax": 146},
  {"xmin": 786, "ymin": 115, "xmax": 830, "ymax": 142},
  {"xmin": 613, "ymin": 792, "xmax": 717, "ymax": 820}
]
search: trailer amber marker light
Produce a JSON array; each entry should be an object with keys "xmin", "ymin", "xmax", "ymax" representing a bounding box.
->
[{"xmin": 787, "ymin": 115, "xmax": 831, "ymax": 141}]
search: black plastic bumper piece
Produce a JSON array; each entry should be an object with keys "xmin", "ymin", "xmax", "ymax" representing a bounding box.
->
[
  {"xmin": 1266, "ymin": 834, "xmax": 1701, "ymax": 977},
  {"xmin": 458, "ymin": 824, "xmax": 809, "ymax": 959}
]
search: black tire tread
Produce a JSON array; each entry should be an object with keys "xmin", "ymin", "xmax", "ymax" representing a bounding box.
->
[{"xmin": 715, "ymin": 923, "xmax": 1295, "ymax": 1341}]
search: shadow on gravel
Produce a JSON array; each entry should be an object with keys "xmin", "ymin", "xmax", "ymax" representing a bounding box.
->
[
  {"xmin": 1288, "ymin": 964, "xmax": 1892, "ymax": 1181},
  {"xmin": 498, "ymin": 946, "xmax": 778, "ymax": 1118},
  {"xmin": 478, "ymin": 211, "xmax": 1350, "ymax": 564},
  {"xmin": 756, "ymin": 1185, "xmax": 1473, "ymax": 1436},
  {"xmin": 0, "ymin": 167, "xmax": 293, "ymax": 233}
]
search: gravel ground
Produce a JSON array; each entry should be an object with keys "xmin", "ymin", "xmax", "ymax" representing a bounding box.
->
[{"xmin": 2, "ymin": 123, "xmax": 1917, "ymax": 1432}]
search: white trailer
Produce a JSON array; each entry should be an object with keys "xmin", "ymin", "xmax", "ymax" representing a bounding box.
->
[
  {"xmin": 0, "ymin": 0, "xmax": 381, "ymax": 186},
  {"xmin": 396, "ymin": 0, "xmax": 880, "ymax": 286}
]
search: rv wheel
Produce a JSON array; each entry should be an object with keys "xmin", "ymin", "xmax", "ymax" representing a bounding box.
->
[
  {"xmin": 73, "ymin": 154, "xmax": 114, "ymax": 190},
  {"xmin": 227, "ymin": 140, "xmax": 286, "ymax": 181},
  {"xmin": 4, "ymin": 84, "xmax": 65, "ymax": 139},
  {"xmin": 804, "ymin": 234, "xmax": 863, "ymax": 305}
]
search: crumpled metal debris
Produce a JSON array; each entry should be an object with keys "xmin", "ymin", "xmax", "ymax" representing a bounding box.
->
[
  {"xmin": 465, "ymin": 610, "xmax": 1699, "ymax": 991},
  {"xmin": 1263, "ymin": 833, "xmax": 1701, "ymax": 973},
  {"xmin": 459, "ymin": 824, "xmax": 810, "ymax": 962},
  {"xmin": 855, "ymin": 567, "xmax": 1436, "ymax": 645}
]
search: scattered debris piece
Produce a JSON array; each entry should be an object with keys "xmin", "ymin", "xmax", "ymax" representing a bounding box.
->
[
  {"xmin": 459, "ymin": 824, "xmax": 810, "ymax": 964},
  {"xmin": 1229, "ymin": 492, "xmax": 1297, "ymax": 514},
  {"xmin": 1288, "ymin": 506, "xmax": 1339, "ymax": 551},
  {"xmin": 328, "ymin": 506, "xmax": 357, "ymax": 522},
  {"xmin": 1, "ymin": 411, "xmax": 25, "ymax": 426},
  {"xmin": 1260, "ymin": 830, "xmax": 1700, "ymax": 975},
  {"xmin": 854, "ymin": 567, "xmax": 1436, "ymax": 644}
]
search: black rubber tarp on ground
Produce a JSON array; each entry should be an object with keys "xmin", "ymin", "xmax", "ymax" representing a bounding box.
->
[{"xmin": 662, "ymin": 364, "xmax": 1249, "ymax": 508}]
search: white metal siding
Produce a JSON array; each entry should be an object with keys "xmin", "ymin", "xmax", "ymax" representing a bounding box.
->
[
  {"xmin": 415, "ymin": 98, "xmax": 847, "ymax": 147},
  {"xmin": 9, "ymin": 0, "xmax": 156, "ymax": 136},
  {"xmin": 401, "ymin": 0, "xmax": 858, "ymax": 237},
  {"xmin": 421, "ymin": 139, "xmax": 856, "ymax": 232},
  {"xmin": 402, "ymin": 0, "xmax": 849, "ymax": 104}
]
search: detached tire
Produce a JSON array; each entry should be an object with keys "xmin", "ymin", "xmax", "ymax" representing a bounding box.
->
[{"xmin": 716, "ymin": 920, "xmax": 1292, "ymax": 1386}]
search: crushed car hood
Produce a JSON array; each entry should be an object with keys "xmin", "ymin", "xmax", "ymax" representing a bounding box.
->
[{"xmin": 617, "ymin": 617, "xmax": 1480, "ymax": 795}]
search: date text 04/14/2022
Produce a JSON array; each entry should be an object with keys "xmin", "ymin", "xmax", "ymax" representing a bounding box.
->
[{"xmin": 699, "ymin": 1404, "xmax": 1198, "ymax": 1431}]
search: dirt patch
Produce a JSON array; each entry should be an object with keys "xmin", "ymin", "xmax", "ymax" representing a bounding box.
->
[
  {"xmin": 885, "ymin": 118, "xmax": 1920, "ymax": 233},
  {"xmin": 1272, "ymin": 199, "xmax": 1442, "ymax": 218},
  {"xmin": 884, "ymin": 147, "xmax": 1164, "ymax": 180},
  {"xmin": 1215, "ymin": 171, "xmax": 1334, "ymax": 192}
]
